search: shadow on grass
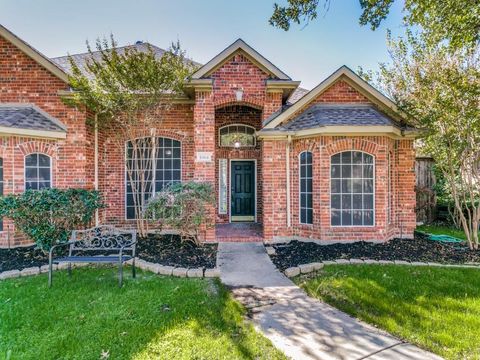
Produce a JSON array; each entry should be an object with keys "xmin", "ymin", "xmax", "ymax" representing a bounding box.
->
[{"xmin": 0, "ymin": 266, "xmax": 284, "ymax": 360}]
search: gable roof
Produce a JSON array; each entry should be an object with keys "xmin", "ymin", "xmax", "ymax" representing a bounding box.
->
[
  {"xmin": 191, "ymin": 39, "xmax": 291, "ymax": 80},
  {"xmin": 0, "ymin": 103, "xmax": 67, "ymax": 139},
  {"xmin": 0, "ymin": 24, "xmax": 68, "ymax": 83},
  {"xmin": 264, "ymin": 66, "xmax": 403, "ymax": 129},
  {"xmin": 276, "ymin": 104, "xmax": 400, "ymax": 131},
  {"xmin": 52, "ymin": 42, "xmax": 201, "ymax": 78}
]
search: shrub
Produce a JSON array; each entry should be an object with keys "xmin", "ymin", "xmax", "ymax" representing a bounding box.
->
[
  {"xmin": 0, "ymin": 189, "xmax": 104, "ymax": 251},
  {"xmin": 145, "ymin": 181, "xmax": 214, "ymax": 245}
]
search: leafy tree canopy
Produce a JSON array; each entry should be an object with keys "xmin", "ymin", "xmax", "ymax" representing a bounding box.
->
[{"xmin": 269, "ymin": 0, "xmax": 480, "ymax": 49}]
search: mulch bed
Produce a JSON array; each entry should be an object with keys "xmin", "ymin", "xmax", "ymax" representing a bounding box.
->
[
  {"xmin": 270, "ymin": 233, "xmax": 480, "ymax": 271},
  {"xmin": 1, "ymin": 234, "xmax": 217, "ymax": 273},
  {"xmin": 0, "ymin": 246, "xmax": 49, "ymax": 272},
  {"xmin": 136, "ymin": 234, "xmax": 217, "ymax": 269}
]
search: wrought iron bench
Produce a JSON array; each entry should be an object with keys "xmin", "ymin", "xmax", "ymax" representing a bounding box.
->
[{"xmin": 48, "ymin": 225, "xmax": 137, "ymax": 287}]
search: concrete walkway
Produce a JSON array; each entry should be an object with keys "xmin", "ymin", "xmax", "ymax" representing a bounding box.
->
[{"xmin": 218, "ymin": 242, "xmax": 443, "ymax": 360}]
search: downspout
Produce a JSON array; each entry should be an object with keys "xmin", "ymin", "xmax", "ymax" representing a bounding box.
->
[
  {"xmin": 94, "ymin": 114, "xmax": 99, "ymax": 226},
  {"xmin": 286, "ymin": 135, "xmax": 292, "ymax": 228}
]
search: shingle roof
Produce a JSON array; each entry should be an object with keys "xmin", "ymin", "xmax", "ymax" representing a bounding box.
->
[
  {"xmin": 276, "ymin": 104, "xmax": 400, "ymax": 131},
  {"xmin": 0, "ymin": 104, "xmax": 66, "ymax": 132},
  {"xmin": 52, "ymin": 42, "xmax": 200, "ymax": 76},
  {"xmin": 287, "ymin": 87, "xmax": 309, "ymax": 105}
]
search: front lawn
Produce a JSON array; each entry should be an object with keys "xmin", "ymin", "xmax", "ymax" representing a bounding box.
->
[
  {"xmin": 296, "ymin": 265, "xmax": 480, "ymax": 359},
  {"xmin": 0, "ymin": 267, "xmax": 285, "ymax": 360}
]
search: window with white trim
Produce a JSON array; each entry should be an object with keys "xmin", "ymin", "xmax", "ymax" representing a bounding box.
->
[
  {"xmin": 126, "ymin": 137, "xmax": 181, "ymax": 219},
  {"xmin": 331, "ymin": 151, "xmax": 374, "ymax": 226},
  {"xmin": 219, "ymin": 125, "xmax": 255, "ymax": 147},
  {"xmin": 299, "ymin": 151, "xmax": 313, "ymax": 224},
  {"xmin": 25, "ymin": 153, "xmax": 51, "ymax": 190},
  {"xmin": 0, "ymin": 158, "xmax": 3, "ymax": 231}
]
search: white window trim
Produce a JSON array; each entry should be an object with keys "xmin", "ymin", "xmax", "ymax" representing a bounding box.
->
[
  {"xmin": 124, "ymin": 136, "xmax": 182, "ymax": 220},
  {"xmin": 218, "ymin": 124, "xmax": 256, "ymax": 148},
  {"xmin": 329, "ymin": 150, "xmax": 375, "ymax": 228},
  {"xmin": 24, "ymin": 153, "xmax": 52, "ymax": 191},
  {"xmin": 298, "ymin": 151, "xmax": 313, "ymax": 225}
]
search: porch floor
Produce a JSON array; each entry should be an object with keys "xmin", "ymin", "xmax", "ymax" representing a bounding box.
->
[{"xmin": 215, "ymin": 223, "xmax": 263, "ymax": 242}]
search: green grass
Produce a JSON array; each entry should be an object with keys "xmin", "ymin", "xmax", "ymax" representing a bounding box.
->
[
  {"xmin": 417, "ymin": 224, "xmax": 469, "ymax": 240},
  {"xmin": 0, "ymin": 267, "xmax": 285, "ymax": 360},
  {"xmin": 296, "ymin": 265, "xmax": 480, "ymax": 360}
]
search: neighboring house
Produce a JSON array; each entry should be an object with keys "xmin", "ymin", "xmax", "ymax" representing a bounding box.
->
[{"xmin": 0, "ymin": 25, "xmax": 417, "ymax": 246}]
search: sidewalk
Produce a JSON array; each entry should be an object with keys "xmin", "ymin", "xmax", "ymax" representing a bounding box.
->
[{"xmin": 217, "ymin": 242, "xmax": 443, "ymax": 360}]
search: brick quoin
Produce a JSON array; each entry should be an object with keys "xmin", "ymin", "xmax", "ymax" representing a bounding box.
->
[{"xmin": 0, "ymin": 32, "xmax": 416, "ymax": 246}]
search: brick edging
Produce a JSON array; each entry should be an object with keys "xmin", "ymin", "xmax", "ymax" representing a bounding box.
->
[
  {"xmin": 282, "ymin": 259, "xmax": 480, "ymax": 278},
  {"xmin": 0, "ymin": 257, "xmax": 220, "ymax": 281}
]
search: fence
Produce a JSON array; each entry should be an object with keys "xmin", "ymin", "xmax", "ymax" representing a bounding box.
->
[{"xmin": 415, "ymin": 157, "xmax": 436, "ymax": 223}]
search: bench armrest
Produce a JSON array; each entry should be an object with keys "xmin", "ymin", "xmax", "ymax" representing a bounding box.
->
[{"xmin": 49, "ymin": 240, "xmax": 80, "ymax": 259}]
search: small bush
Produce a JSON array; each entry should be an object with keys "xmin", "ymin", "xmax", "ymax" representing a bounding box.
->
[
  {"xmin": 146, "ymin": 181, "xmax": 214, "ymax": 245},
  {"xmin": 0, "ymin": 189, "xmax": 103, "ymax": 251}
]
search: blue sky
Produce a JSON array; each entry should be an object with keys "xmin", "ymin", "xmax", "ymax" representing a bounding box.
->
[{"xmin": 0, "ymin": 0, "xmax": 405, "ymax": 89}]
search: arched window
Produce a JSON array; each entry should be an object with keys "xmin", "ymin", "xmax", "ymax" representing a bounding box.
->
[
  {"xmin": 25, "ymin": 153, "xmax": 51, "ymax": 190},
  {"xmin": 219, "ymin": 125, "xmax": 255, "ymax": 148},
  {"xmin": 331, "ymin": 151, "xmax": 374, "ymax": 226},
  {"xmin": 299, "ymin": 151, "xmax": 313, "ymax": 224},
  {"xmin": 125, "ymin": 137, "xmax": 181, "ymax": 219},
  {"xmin": 0, "ymin": 158, "xmax": 3, "ymax": 231}
]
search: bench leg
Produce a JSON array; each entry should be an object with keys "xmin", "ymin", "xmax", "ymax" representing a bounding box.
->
[
  {"xmin": 132, "ymin": 257, "xmax": 136, "ymax": 278},
  {"xmin": 119, "ymin": 260, "xmax": 123, "ymax": 288},
  {"xmin": 48, "ymin": 261, "xmax": 53, "ymax": 288},
  {"xmin": 68, "ymin": 263, "xmax": 72, "ymax": 277}
]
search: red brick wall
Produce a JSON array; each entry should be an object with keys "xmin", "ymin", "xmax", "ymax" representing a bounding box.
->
[
  {"xmin": 97, "ymin": 103, "xmax": 195, "ymax": 228},
  {"xmin": 0, "ymin": 35, "xmax": 92, "ymax": 247},
  {"xmin": 262, "ymin": 79, "xmax": 416, "ymax": 242}
]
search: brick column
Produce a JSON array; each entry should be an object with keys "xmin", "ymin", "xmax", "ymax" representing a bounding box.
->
[
  {"xmin": 396, "ymin": 139, "xmax": 416, "ymax": 238},
  {"xmin": 193, "ymin": 90, "xmax": 216, "ymax": 241}
]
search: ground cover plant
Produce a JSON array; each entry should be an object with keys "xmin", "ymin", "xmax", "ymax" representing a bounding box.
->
[
  {"xmin": 296, "ymin": 265, "xmax": 480, "ymax": 359},
  {"xmin": 0, "ymin": 267, "xmax": 285, "ymax": 360}
]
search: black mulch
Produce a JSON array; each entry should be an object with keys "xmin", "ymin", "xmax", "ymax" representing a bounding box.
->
[
  {"xmin": 1, "ymin": 234, "xmax": 217, "ymax": 273},
  {"xmin": 270, "ymin": 233, "xmax": 480, "ymax": 271},
  {"xmin": 0, "ymin": 246, "xmax": 49, "ymax": 272},
  {"xmin": 136, "ymin": 234, "xmax": 217, "ymax": 269}
]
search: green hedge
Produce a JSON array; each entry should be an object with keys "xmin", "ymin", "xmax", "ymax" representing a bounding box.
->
[{"xmin": 0, "ymin": 188, "xmax": 104, "ymax": 251}]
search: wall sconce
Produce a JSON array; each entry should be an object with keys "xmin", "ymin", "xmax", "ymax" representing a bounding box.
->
[
  {"xmin": 234, "ymin": 141, "xmax": 241, "ymax": 148},
  {"xmin": 235, "ymin": 88, "xmax": 244, "ymax": 101}
]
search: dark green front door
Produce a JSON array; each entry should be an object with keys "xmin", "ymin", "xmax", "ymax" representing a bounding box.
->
[{"xmin": 231, "ymin": 161, "xmax": 255, "ymax": 222}]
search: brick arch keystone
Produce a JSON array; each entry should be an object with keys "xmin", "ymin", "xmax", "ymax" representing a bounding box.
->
[
  {"xmin": 17, "ymin": 141, "xmax": 56, "ymax": 157},
  {"xmin": 214, "ymin": 96, "xmax": 264, "ymax": 110},
  {"xmin": 322, "ymin": 138, "xmax": 380, "ymax": 157}
]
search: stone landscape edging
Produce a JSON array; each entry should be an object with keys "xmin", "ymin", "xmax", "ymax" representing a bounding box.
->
[
  {"xmin": 283, "ymin": 258, "xmax": 480, "ymax": 277},
  {"xmin": 0, "ymin": 257, "xmax": 220, "ymax": 281}
]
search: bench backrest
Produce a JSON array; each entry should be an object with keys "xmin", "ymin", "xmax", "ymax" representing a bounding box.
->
[{"xmin": 70, "ymin": 225, "xmax": 136, "ymax": 253}]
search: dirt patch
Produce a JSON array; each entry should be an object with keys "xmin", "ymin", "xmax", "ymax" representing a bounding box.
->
[
  {"xmin": 137, "ymin": 234, "xmax": 217, "ymax": 269},
  {"xmin": 270, "ymin": 234, "xmax": 480, "ymax": 271}
]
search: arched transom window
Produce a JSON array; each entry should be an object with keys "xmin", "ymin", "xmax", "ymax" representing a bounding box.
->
[
  {"xmin": 125, "ymin": 137, "xmax": 181, "ymax": 219},
  {"xmin": 219, "ymin": 125, "xmax": 255, "ymax": 148},
  {"xmin": 25, "ymin": 153, "xmax": 51, "ymax": 190},
  {"xmin": 331, "ymin": 151, "xmax": 374, "ymax": 226}
]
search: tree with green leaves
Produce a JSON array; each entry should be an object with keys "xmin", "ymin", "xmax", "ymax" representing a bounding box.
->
[
  {"xmin": 270, "ymin": 0, "xmax": 480, "ymax": 49},
  {"xmin": 64, "ymin": 36, "xmax": 196, "ymax": 236},
  {"xmin": 363, "ymin": 31, "xmax": 480, "ymax": 249}
]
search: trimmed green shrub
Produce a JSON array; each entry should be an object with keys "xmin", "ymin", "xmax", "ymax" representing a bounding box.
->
[
  {"xmin": 146, "ymin": 181, "xmax": 214, "ymax": 245},
  {"xmin": 0, "ymin": 188, "xmax": 104, "ymax": 251}
]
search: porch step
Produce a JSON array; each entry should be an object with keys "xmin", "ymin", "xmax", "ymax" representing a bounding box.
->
[{"xmin": 215, "ymin": 223, "xmax": 263, "ymax": 242}]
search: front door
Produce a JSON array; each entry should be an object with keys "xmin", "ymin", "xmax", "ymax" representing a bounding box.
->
[{"xmin": 231, "ymin": 161, "xmax": 255, "ymax": 222}]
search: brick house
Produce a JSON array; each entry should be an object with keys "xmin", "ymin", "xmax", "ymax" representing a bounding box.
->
[{"xmin": 0, "ymin": 25, "xmax": 417, "ymax": 247}]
